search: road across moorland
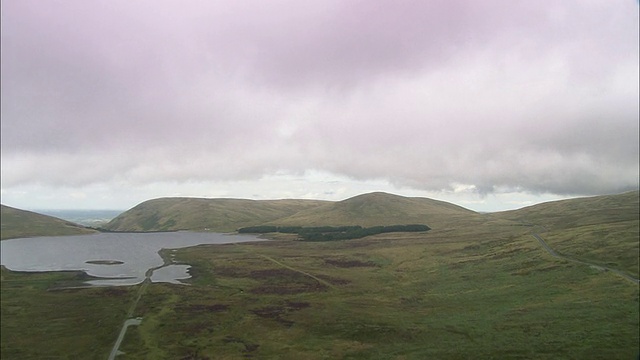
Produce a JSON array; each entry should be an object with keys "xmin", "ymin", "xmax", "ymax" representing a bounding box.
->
[
  {"xmin": 256, "ymin": 253, "xmax": 336, "ymax": 289},
  {"xmin": 532, "ymin": 232, "xmax": 639, "ymax": 284},
  {"xmin": 108, "ymin": 261, "xmax": 175, "ymax": 359},
  {"xmin": 108, "ymin": 317, "xmax": 142, "ymax": 360}
]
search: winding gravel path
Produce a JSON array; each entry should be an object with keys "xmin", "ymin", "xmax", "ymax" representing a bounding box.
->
[{"xmin": 532, "ymin": 232, "xmax": 639, "ymax": 284}]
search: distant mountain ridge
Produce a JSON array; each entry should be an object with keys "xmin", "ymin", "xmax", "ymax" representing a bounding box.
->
[
  {"xmin": 102, "ymin": 192, "xmax": 484, "ymax": 232},
  {"xmin": 1, "ymin": 205, "xmax": 96, "ymax": 240},
  {"xmin": 104, "ymin": 197, "xmax": 330, "ymax": 232},
  {"xmin": 102, "ymin": 190, "xmax": 640, "ymax": 233},
  {"xmin": 261, "ymin": 192, "xmax": 483, "ymax": 229},
  {"xmin": 4, "ymin": 190, "xmax": 637, "ymax": 248}
]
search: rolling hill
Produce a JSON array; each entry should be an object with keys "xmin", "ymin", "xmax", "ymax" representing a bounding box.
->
[
  {"xmin": 102, "ymin": 190, "xmax": 638, "ymax": 276},
  {"xmin": 102, "ymin": 192, "xmax": 485, "ymax": 233},
  {"xmin": 263, "ymin": 192, "xmax": 484, "ymax": 229},
  {"xmin": 1, "ymin": 205, "xmax": 97, "ymax": 240},
  {"xmin": 106, "ymin": 191, "xmax": 640, "ymax": 234},
  {"xmin": 3, "ymin": 190, "xmax": 638, "ymax": 357},
  {"xmin": 492, "ymin": 190, "xmax": 639, "ymax": 277},
  {"xmin": 493, "ymin": 190, "xmax": 639, "ymax": 230},
  {"xmin": 103, "ymin": 197, "xmax": 329, "ymax": 232}
]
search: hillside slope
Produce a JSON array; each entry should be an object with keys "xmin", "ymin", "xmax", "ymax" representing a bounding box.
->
[
  {"xmin": 494, "ymin": 190, "xmax": 639, "ymax": 230},
  {"xmin": 104, "ymin": 192, "xmax": 485, "ymax": 233},
  {"xmin": 492, "ymin": 191, "xmax": 639, "ymax": 277},
  {"xmin": 103, "ymin": 197, "xmax": 329, "ymax": 232},
  {"xmin": 1, "ymin": 205, "xmax": 96, "ymax": 240},
  {"xmin": 265, "ymin": 192, "xmax": 483, "ymax": 229}
]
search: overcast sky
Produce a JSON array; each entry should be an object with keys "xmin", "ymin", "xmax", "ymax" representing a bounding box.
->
[{"xmin": 1, "ymin": 0, "xmax": 638, "ymax": 212}]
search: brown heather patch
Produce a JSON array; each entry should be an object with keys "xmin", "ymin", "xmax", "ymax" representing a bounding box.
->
[
  {"xmin": 324, "ymin": 258, "xmax": 378, "ymax": 268},
  {"xmin": 213, "ymin": 266, "xmax": 249, "ymax": 278},
  {"xmin": 222, "ymin": 336, "xmax": 260, "ymax": 354},
  {"xmin": 251, "ymin": 305, "xmax": 293, "ymax": 327},
  {"xmin": 249, "ymin": 282, "xmax": 327, "ymax": 295},
  {"xmin": 175, "ymin": 303, "xmax": 229, "ymax": 313},
  {"xmin": 315, "ymin": 274, "xmax": 351, "ymax": 285},
  {"xmin": 248, "ymin": 268, "xmax": 302, "ymax": 279},
  {"xmin": 284, "ymin": 300, "xmax": 311, "ymax": 310},
  {"xmin": 247, "ymin": 268, "xmax": 328, "ymax": 294},
  {"xmin": 251, "ymin": 301, "xmax": 311, "ymax": 327},
  {"xmin": 96, "ymin": 287, "xmax": 130, "ymax": 297}
]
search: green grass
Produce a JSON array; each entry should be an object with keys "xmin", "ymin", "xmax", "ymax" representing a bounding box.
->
[
  {"xmin": 2, "ymin": 192, "xmax": 638, "ymax": 358},
  {"xmin": 494, "ymin": 191, "xmax": 640, "ymax": 278},
  {"xmin": 264, "ymin": 192, "xmax": 483, "ymax": 229},
  {"xmin": 0, "ymin": 267, "xmax": 135, "ymax": 359},
  {"xmin": 540, "ymin": 220, "xmax": 639, "ymax": 277},
  {"xmin": 102, "ymin": 192, "xmax": 487, "ymax": 232},
  {"xmin": 104, "ymin": 197, "xmax": 329, "ymax": 232},
  {"xmin": 495, "ymin": 191, "xmax": 639, "ymax": 230},
  {"xmin": 4, "ymin": 220, "xmax": 635, "ymax": 359},
  {"xmin": 122, "ymin": 229, "xmax": 639, "ymax": 359},
  {"xmin": 1, "ymin": 205, "xmax": 96, "ymax": 240}
]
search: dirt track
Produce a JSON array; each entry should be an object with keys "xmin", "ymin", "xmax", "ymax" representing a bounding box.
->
[{"xmin": 532, "ymin": 232, "xmax": 639, "ymax": 284}]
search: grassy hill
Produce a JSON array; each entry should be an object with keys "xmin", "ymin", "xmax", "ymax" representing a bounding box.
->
[
  {"xmin": 2, "ymin": 191, "xmax": 639, "ymax": 358},
  {"xmin": 98, "ymin": 190, "xmax": 640, "ymax": 277},
  {"xmin": 103, "ymin": 192, "xmax": 485, "ymax": 233},
  {"xmin": 494, "ymin": 191, "xmax": 639, "ymax": 229},
  {"xmin": 265, "ymin": 192, "xmax": 484, "ymax": 229},
  {"xmin": 3, "ymin": 191, "xmax": 638, "ymax": 358},
  {"xmin": 492, "ymin": 191, "xmax": 639, "ymax": 277},
  {"xmin": 1, "ymin": 205, "xmax": 96, "ymax": 240},
  {"xmin": 103, "ymin": 197, "xmax": 329, "ymax": 232}
]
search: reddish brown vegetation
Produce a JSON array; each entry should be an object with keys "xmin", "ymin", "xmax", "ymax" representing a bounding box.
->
[
  {"xmin": 176, "ymin": 303, "xmax": 229, "ymax": 313},
  {"xmin": 324, "ymin": 258, "xmax": 378, "ymax": 268},
  {"xmin": 315, "ymin": 274, "xmax": 351, "ymax": 285},
  {"xmin": 251, "ymin": 301, "xmax": 312, "ymax": 327}
]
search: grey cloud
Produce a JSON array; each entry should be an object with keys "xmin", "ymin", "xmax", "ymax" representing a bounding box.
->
[{"xmin": 1, "ymin": 0, "xmax": 638, "ymax": 198}]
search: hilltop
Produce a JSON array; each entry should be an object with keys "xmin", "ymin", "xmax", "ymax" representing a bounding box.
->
[
  {"xmin": 263, "ymin": 192, "xmax": 483, "ymax": 229},
  {"xmin": 102, "ymin": 192, "xmax": 482, "ymax": 232},
  {"xmin": 102, "ymin": 190, "xmax": 639, "ymax": 276},
  {"xmin": 104, "ymin": 197, "xmax": 329, "ymax": 232},
  {"xmin": 1, "ymin": 205, "xmax": 96, "ymax": 240},
  {"xmin": 493, "ymin": 190, "xmax": 639, "ymax": 230},
  {"xmin": 492, "ymin": 190, "xmax": 639, "ymax": 277},
  {"xmin": 3, "ymin": 190, "xmax": 639, "ymax": 358}
]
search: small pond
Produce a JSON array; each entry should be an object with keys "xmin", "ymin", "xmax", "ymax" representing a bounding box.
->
[{"xmin": 0, "ymin": 232, "xmax": 263, "ymax": 286}]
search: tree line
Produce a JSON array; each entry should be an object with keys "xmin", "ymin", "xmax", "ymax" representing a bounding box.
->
[{"xmin": 237, "ymin": 224, "xmax": 430, "ymax": 241}]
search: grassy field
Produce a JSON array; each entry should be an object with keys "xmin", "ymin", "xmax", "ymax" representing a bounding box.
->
[
  {"xmin": 0, "ymin": 267, "xmax": 135, "ymax": 359},
  {"xmin": 535, "ymin": 220, "xmax": 639, "ymax": 277},
  {"xmin": 494, "ymin": 191, "xmax": 640, "ymax": 278},
  {"xmin": 2, "ymin": 220, "xmax": 638, "ymax": 359},
  {"xmin": 2, "ymin": 192, "xmax": 637, "ymax": 358},
  {"xmin": 102, "ymin": 192, "xmax": 485, "ymax": 232}
]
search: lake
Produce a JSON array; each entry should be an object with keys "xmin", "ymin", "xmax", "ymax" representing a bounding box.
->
[{"xmin": 0, "ymin": 232, "xmax": 264, "ymax": 286}]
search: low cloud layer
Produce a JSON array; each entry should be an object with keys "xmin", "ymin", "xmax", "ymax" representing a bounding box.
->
[{"xmin": 2, "ymin": 0, "xmax": 638, "ymax": 206}]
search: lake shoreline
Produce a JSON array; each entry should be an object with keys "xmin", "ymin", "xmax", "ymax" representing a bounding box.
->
[{"xmin": 0, "ymin": 232, "xmax": 265, "ymax": 287}]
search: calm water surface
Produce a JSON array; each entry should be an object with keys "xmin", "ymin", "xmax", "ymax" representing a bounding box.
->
[{"xmin": 0, "ymin": 232, "xmax": 263, "ymax": 286}]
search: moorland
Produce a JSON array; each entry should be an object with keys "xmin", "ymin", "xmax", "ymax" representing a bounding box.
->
[{"xmin": 1, "ymin": 191, "xmax": 638, "ymax": 359}]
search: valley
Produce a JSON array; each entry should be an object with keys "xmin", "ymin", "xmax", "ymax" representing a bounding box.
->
[{"xmin": 1, "ymin": 191, "xmax": 638, "ymax": 359}]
